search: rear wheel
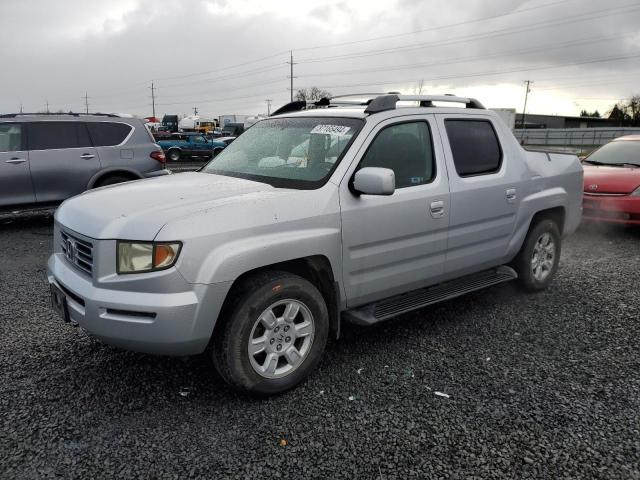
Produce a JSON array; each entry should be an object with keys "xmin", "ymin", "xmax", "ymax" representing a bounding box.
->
[
  {"xmin": 94, "ymin": 175, "xmax": 133, "ymax": 187},
  {"xmin": 212, "ymin": 271, "xmax": 329, "ymax": 396},
  {"xmin": 513, "ymin": 219, "xmax": 561, "ymax": 291},
  {"xmin": 167, "ymin": 149, "xmax": 181, "ymax": 162}
]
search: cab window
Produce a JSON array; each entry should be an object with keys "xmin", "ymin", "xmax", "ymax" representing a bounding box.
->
[{"xmin": 359, "ymin": 121, "xmax": 435, "ymax": 188}]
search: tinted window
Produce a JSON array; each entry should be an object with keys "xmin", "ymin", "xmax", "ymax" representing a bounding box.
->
[
  {"xmin": 359, "ymin": 121, "xmax": 435, "ymax": 188},
  {"xmin": 445, "ymin": 120, "xmax": 502, "ymax": 176},
  {"xmin": 29, "ymin": 122, "xmax": 92, "ymax": 150},
  {"xmin": 0, "ymin": 123, "xmax": 23, "ymax": 152},
  {"xmin": 87, "ymin": 122, "xmax": 132, "ymax": 146}
]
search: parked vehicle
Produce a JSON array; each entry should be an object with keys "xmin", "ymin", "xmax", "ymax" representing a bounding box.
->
[
  {"xmin": 209, "ymin": 136, "xmax": 236, "ymax": 147},
  {"xmin": 581, "ymin": 135, "xmax": 640, "ymax": 225},
  {"xmin": 0, "ymin": 113, "xmax": 169, "ymax": 210},
  {"xmin": 219, "ymin": 114, "xmax": 247, "ymax": 128},
  {"xmin": 161, "ymin": 115, "xmax": 179, "ymax": 133},
  {"xmin": 157, "ymin": 132, "xmax": 227, "ymax": 161},
  {"xmin": 48, "ymin": 94, "xmax": 583, "ymax": 395},
  {"xmin": 221, "ymin": 122, "xmax": 245, "ymax": 137},
  {"xmin": 178, "ymin": 115, "xmax": 217, "ymax": 134}
]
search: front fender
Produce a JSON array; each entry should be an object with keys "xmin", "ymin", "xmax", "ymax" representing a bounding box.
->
[{"xmin": 178, "ymin": 227, "xmax": 342, "ymax": 286}]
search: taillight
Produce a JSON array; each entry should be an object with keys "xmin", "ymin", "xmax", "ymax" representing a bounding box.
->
[{"xmin": 150, "ymin": 150, "xmax": 166, "ymax": 164}]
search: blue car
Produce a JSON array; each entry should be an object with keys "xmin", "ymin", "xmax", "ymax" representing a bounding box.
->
[{"xmin": 158, "ymin": 133, "xmax": 227, "ymax": 162}]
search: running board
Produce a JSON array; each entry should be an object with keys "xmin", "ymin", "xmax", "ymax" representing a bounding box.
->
[{"xmin": 343, "ymin": 266, "xmax": 517, "ymax": 326}]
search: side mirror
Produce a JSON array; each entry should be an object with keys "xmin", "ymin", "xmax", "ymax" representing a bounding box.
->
[{"xmin": 353, "ymin": 167, "xmax": 395, "ymax": 195}]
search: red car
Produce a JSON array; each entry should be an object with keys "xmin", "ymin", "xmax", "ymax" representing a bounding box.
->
[{"xmin": 582, "ymin": 135, "xmax": 640, "ymax": 225}]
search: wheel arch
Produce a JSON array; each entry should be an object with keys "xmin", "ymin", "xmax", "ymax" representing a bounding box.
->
[
  {"xmin": 87, "ymin": 167, "xmax": 142, "ymax": 189},
  {"xmin": 212, "ymin": 255, "xmax": 342, "ymax": 343}
]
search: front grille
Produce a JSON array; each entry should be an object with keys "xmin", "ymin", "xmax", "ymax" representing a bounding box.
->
[{"xmin": 60, "ymin": 230, "xmax": 94, "ymax": 275}]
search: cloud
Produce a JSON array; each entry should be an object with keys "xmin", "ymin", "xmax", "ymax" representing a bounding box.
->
[{"xmin": 0, "ymin": 0, "xmax": 638, "ymax": 117}]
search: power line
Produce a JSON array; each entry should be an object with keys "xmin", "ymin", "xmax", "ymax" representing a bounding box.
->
[
  {"xmin": 297, "ymin": 32, "xmax": 633, "ymax": 80},
  {"xmin": 300, "ymin": 52, "xmax": 640, "ymax": 92},
  {"xmin": 296, "ymin": 3, "xmax": 640, "ymax": 64},
  {"xmin": 294, "ymin": 0, "xmax": 580, "ymax": 53}
]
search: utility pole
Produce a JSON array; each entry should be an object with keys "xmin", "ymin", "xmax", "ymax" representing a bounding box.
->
[
  {"xmin": 265, "ymin": 99, "xmax": 272, "ymax": 115},
  {"xmin": 19, "ymin": 102, "xmax": 23, "ymax": 114},
  {"xmin": 84, "ymin": 92, "xmax": 89, "ymax": 114},
  {"xmin": 193, "ymin": 107, "xmax": 198, "ymax": 116},
  {"xmin": 521, "ymin": 80, "xmax": 532, "ymax": 129},
  {"xmin": 45, "ymin": 99, "xmax": 50, "ymax": 114},
  {"xmin": 151, "ymin": 81, "xmax": 156, "ymax": 119},
  {"xmin": 286, "ymin": 50, "xmax": 296, "ymax": 102}
]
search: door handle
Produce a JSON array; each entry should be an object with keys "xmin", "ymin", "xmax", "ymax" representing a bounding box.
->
[
  {"xmin": 430, "ymin": 200, "xmax": 445, "ymax": 218},
  {"xmin": 80, "ymin": 153, "xmax": 95, "ymax": 160},
  {"xmin": 5, "ymin": 157, "xmax": 26, "ymax": 164},
  {"xmin": 506, "ymin": 188, "xmax": 517, "ymax": 202}
]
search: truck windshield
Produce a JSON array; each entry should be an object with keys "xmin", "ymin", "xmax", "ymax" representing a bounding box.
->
[{"xmin": 202, "ymin": 117, "xmax": 363, "ymax": 188}]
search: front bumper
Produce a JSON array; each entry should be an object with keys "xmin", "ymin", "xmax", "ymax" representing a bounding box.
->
[
  {"xmin": 582, "ymin": 193, "xmax": 640, "ymax": 225},
  {"xmin": 47, "ymin": 253, "xmax": 231, "ymax": 355}
]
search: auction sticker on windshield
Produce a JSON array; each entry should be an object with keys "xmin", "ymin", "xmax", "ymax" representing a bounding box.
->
[{"xmin": 310, "ymin": 125, "xmax": 351, "ymax": 135}]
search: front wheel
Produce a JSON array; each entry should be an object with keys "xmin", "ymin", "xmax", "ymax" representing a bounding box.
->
[
  {"xmin": 513, "ymin": 219, "xmax": 561, "ymax": 292},
  {"xmin": 212, "ymin": 271, "xmax": 329, "ymax": 396}
]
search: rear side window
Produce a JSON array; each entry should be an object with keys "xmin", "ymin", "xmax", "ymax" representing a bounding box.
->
[
  {"xmin": 359, "ymin": 121, "xmax": 435, "ymax": 188},
  {"xmin": 445, "ymin": 120, "xmax": 502, "ymax": 176},
  {"xmin": 87, "ymin": 122, "xmax": 133, "ymax": 146},
  {"xmin": 0, "ymin": 123, "xmax": 23, "ymax": 152},
  {"xmin": 29, "ymin": 122, "xmax": 92, "ymax": 150}
]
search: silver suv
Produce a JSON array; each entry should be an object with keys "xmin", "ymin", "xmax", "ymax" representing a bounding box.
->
[
  {"xmin": 0, "ymin": 113, "xmax": 169, "ymax": 210},
  {"xmin": 47, "ymin": 95, "xmax": 583, "ymax": 396}
]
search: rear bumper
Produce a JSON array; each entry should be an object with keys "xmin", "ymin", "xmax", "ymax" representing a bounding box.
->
[
  {"xmin": 582, "ymin": 194, "xmax": 640, "ymax": 225},
  {"xmin": 47, "ymin": 253, "xmax": 231, "ymax": 355}
]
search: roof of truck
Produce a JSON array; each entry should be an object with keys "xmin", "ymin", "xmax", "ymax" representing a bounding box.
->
[{"xmin": 269, "ymin": 94, "xmax": 491, "ymax": 120}]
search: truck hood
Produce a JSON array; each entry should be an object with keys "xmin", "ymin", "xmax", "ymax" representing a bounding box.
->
[
  {"xmin": 583, "ymin": 164, "xmax": 640, "ymax": 194},
  {"xmin": 56, "ymin": 172, "xmax": 278, "ymax": 240}
]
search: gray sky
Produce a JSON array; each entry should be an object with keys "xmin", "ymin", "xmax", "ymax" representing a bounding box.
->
[{"xmin": 1, "ymin": 0, "xmax": 639, "ymax": 119}]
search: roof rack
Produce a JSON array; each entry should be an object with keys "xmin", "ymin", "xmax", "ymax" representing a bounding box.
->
[
  {"xmin": 0, "ymin": 112, "xmax": 120, "ymax": 119},
  {"xmin": 364, "ymin": 94, "xmax": 485, "ymax": 113},
  {"xmin": 270, "ymin": 93, "xmax": 485, "ymax": 117},
  {"xmin": 270, "ymin": 98, "xmax": 330, "ymax": 116}
]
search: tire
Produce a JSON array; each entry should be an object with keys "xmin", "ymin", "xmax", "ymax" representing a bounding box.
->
[
  {"xmin": 167, "ymin": 149, "xmax": 181, "ymax": 162},
  {"xmin": 212, "ymin": 271, "xmax": 329, "ymax": 396},
  {"xmin": 513, "ymin": 218, "xmax": 561, "ymax": 292},
  {"xmin": 94, "ymin": 175, "xmax": 133, "ymax": 188}
]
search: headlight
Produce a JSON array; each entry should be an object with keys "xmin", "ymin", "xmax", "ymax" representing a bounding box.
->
[
  {"xmin": 117, "ymin": 241, "xmax": 181, "ymax": 274},
  {"xmin": 631, "ymin": 186, "xmax": 640, "ymax": 197}
]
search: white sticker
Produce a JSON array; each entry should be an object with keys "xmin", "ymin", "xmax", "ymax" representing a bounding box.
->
[{"xmin": 310, "ymin": 124, "xmax": 351, "ymax": 135}]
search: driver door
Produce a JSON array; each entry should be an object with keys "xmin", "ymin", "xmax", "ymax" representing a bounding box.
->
[{"xmin": 339, "ymin": 116, "xmax": 450, "ymax": 307}]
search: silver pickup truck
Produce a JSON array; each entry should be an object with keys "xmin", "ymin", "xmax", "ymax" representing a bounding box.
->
[{"xmin": 48, "ymin": 94, "xmax": 583, "ymax": 395}]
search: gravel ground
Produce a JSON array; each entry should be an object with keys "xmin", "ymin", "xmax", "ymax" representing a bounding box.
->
[{"xmin": 1, "ymin": 216, "xmax": 639, "ymax": 479}]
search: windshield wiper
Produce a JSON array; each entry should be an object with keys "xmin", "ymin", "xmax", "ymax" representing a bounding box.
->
[
  {"xmin": 622, "ymin": 162, "xmax": 640, "ymax": 168},
  {"xmin": 582, "ymin": 159, "xmax": 607, "ymax": 165}
]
